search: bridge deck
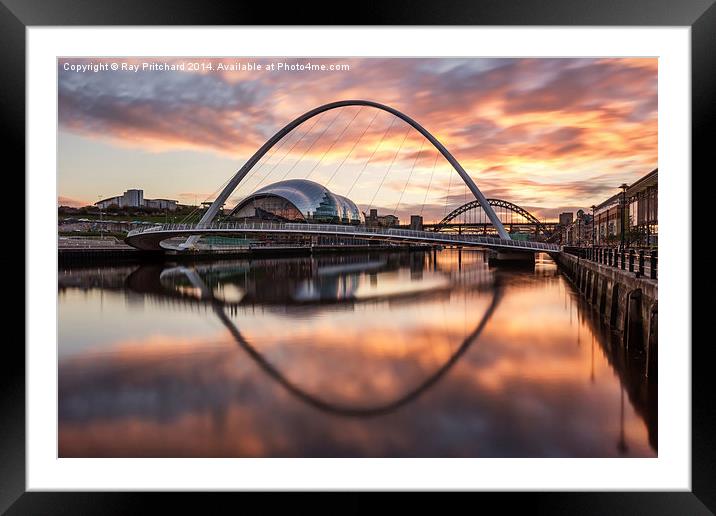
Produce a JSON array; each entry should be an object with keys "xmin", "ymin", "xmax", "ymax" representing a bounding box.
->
[{"xmin": 126, "ymin": 221, "xmax": 562, "ymax": 253}]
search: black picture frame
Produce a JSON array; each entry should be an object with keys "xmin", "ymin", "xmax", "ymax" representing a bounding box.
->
[{"xmin": 3, "ymin": 0, "xmax": 710, "ymax": 512}]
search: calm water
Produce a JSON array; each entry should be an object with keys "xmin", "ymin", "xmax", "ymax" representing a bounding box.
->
[{"xmin": 58, "ymin": 249, "xmax": 656, "ymax": 457}]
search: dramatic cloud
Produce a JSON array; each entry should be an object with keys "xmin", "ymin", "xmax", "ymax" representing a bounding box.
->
[{"xmin": 58, "ymin": 57, "xmax": 657, "ymax": 220}]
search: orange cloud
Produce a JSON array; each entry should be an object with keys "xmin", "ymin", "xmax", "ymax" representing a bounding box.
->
[{"xmin": 58, "ymin": 57, "xmax": 657, "ymax": 220}]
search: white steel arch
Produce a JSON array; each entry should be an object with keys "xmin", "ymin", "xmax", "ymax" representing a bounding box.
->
[{"xmin": 184, "ymin": 100, "xmax": 509, "ymax": 247}]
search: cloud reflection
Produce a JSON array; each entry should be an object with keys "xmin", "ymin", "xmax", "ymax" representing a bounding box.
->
[{"xmin": 59, "ymin": 253, "xmax": 655, "ymax": 457}]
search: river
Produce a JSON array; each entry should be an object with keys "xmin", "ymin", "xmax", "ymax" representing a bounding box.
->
[{"xmin": 58, "ymin": 249, "xmax": 656, "ymax": 457}]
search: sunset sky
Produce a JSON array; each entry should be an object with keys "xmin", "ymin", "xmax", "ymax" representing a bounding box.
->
[{"xmin": 58, "ymin": 57, "xmax": 657, "ymax": 222}]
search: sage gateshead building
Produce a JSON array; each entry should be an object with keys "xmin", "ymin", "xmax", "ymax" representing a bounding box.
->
[{"xmin": 229, "ymin": 179, "xmax": 363, "ymax": 225}]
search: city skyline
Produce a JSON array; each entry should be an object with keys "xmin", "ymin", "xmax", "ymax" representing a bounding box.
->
[{"xmin": 58, "ymin": 57, "xmax": 657, "ymax": 222}]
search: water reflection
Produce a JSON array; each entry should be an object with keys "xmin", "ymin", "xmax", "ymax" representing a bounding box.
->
[{"xmin": 58, "ymin": 250, "xmax": 656, "ymax": 457}]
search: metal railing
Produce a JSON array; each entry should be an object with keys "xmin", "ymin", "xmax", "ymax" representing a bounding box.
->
[
  {"xmin": 58, "ymin": 236, "xmax": 132, "ymax": 249},
  {"xmin": 581, "ymin": 246, "xmax": 658, "ymax": 280},
  {"xmin": 127, "ymin": 221, "xmax": 561, "ymax": 252}
]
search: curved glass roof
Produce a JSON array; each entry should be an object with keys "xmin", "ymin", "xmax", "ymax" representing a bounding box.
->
[{"xmin": 232, "ymin": 179, "xmax": 362, "ymax": 224}]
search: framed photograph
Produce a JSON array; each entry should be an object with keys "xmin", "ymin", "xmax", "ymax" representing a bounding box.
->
[{"xmin": 6, "ymin": 0, "xmax": 710, "ymax": 512}]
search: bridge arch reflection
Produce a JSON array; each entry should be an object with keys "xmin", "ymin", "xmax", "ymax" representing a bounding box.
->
[{"xmin": 125, "ymin": 260, "xmax": 504, "ymax": 418}]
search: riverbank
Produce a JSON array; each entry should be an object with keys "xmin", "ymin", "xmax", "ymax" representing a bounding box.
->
[{"xmin": 554, "ymin": 251, "xmax": 657, "ymax": 378}]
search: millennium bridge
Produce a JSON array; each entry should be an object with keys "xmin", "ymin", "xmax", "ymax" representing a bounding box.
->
[
  {"xmin": 125, "ymin": 99, "xmax": 562, "ymax": 255},
  {"xmin": 126, "ymin": 220, "xmax": 560, "ymax": 253}
]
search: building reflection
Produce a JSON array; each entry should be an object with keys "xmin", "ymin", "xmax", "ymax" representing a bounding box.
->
[{"xmin": 571, "ymin": 289, "xmax": 657, "ymax": 452}]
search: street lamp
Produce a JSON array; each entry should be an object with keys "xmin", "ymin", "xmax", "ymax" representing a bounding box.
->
[
  {"xmin": 591, "ymin": 205, "xmax": 596, "ymax": 248},
  {"xmin": 97, "ymin": 195, "xmax": 104, "ymax": 240},
  {"xmin": 619, "ymin": 183, "xmax": 629, "ymax": 249}
]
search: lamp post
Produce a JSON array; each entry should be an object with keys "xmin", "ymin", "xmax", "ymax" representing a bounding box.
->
[
  {"xmin": 591, "ymin": 205, "xmax": 596, "ymax": 248},
  {"xmin": 97, "ymin": 195, "xmax": 104, "ymax": 240},
  {"xmin": 619, "ymin": 183, "xmax": 629, "ymax": 250}
]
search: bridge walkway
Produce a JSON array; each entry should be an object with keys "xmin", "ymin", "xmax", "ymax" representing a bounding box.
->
[{"xmin": 126, "ymin": 221, "xmax": 562, "ymax": 253}]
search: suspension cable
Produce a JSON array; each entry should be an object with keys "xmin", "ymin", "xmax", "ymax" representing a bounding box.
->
[
  {"xmin": 216, "ymin": 120, "xmax": 319, "ymax": 219},
  {"xmin": 251, "ymin": 112, "xmax": 327, "ymax": 192},
  {"xmin": 367, "ymin": 124, "xmax": 411, "ymax": 215},
  {"xmin": 279, "ymin": 109, "xmax": 343, "ymax": 182},
  {"xmin": 177, "ymin": 170, "xmax": 237, "ymax": 225},
  {"xmin": 462, "ymin": 183, "xmax": 467, "ymax": 226},
  {"xmin": 306, "ymin": 107, "xmax": 363, "ymax": 181},
  {"xmin": 325, "ymin": 109, "xmax": 379, "ymax": 189},
  {"xmin": 393, "ymin": 139, "xmax": 425, "ymax": 216},
  {"xmin": 420, "ymin": 150, "xmax": 439, "ymax": 219},
  {"xmin": 444, "ymin": 168, "xmax": 453, "ymax": 218},
  {"xmin": 225, "ymin": 124, "xmax": 296, "ymax": 207},
  {"xmin": 346, "ymin": 115, "xmax": 396, "ymax": 198}
]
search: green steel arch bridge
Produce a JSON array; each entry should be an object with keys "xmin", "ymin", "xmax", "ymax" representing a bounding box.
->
[{"xmin": 425, "ymin": 198, "xmax": 560, "ymax": 238}]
